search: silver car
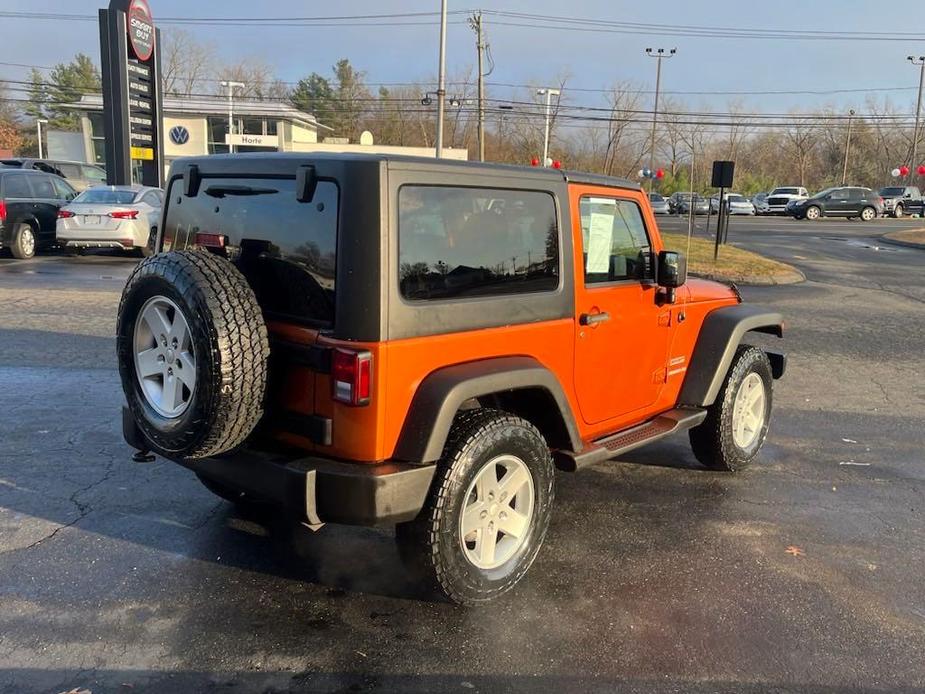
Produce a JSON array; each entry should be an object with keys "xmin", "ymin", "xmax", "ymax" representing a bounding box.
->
[
  {"xmin": 710, "ymin": 193, "xmax": 757, "ymax": 215},
  {"xmin": 648, "ymin": 192, "xmax": 670, "ymax": 215},
  {"xmin": 56, "ymin": 185, "xmax": 164, "ymax": 255}
]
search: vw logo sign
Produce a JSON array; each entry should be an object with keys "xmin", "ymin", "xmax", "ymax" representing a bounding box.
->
[{"xmin": 169, "ymin": 125, "xmax": 190, "ymax": 146}]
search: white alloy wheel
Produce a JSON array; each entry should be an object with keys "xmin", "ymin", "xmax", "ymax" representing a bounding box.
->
[
  {"xmin": 805, "ymin": 206, "xmax": 821, "ymax": 220},
  {"xmin": 133, "ymin": 295, "xmax": 196, "ymax": 418},
  {"xmin": 861, "ymin": 207, "xmax": 875, "ymax": 221},
  {"xmin": 459, "ymin": 454, "xmax": 535, "ymax": 570},
  {"xmin": 731, "ymin": 372, "xmax": 766, "ymax": 449}
]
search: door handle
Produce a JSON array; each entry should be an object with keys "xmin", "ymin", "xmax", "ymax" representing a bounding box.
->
[{"xmin": 579, "ymin": 311, "xmax": 611, "ymax": 326}]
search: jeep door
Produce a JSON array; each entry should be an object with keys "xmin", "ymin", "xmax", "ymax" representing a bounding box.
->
[{"xmin": 570, "ymin": 185, "xmax": 673, "ymax": 427}]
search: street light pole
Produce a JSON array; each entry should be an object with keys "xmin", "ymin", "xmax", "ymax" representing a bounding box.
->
[
  {"xmin": 908, "ymin": 56, "xmax": 925, "ymax": 178},
  {"xmin": 537, "ymin": 87, "xmax": 560, "ymax": 166},
  {"xmin": 645, "ymin": 47, "xmax": 676, "ymax": 190},
  {"xmin": 435, "ymin": 0, "xmax": 448, "ymax": 158},
  {"xmin": 842, "ymin": 108, "xmax": 855, "ymax": 186},
  {"xmin": 469, "ymin": 12, "xmax": 487, "ymax": 162},
  {"xmin": 36, "ymin": 119, "xmax": 48, "ymax": 159},
  {"xmin": 221, "ymin": 80, "xmax": 245, "ymax": 153}
]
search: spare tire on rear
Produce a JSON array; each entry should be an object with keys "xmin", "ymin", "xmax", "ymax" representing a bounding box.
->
[{"xmin": 116, "ymin": 250, "xmax": 269, "ymax": 459}]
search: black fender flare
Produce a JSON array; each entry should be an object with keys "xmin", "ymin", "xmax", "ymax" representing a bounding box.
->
[
  {"xmin": 678, "ymin": 304, "xmax": 784, "ymax": 408},
  {"xmin": 392, "ymin": 356, "xmax": 583, "ymax": 463}
]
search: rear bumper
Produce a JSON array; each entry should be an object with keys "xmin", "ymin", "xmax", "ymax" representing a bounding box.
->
[{"xmin": 122, "ymin": 408, "xmax": 434, "ymax": 526}]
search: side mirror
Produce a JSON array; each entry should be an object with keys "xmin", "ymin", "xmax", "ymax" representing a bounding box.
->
[{"xmin": 658, "ymin": 250, "xmax": 687, "ymax": 304}]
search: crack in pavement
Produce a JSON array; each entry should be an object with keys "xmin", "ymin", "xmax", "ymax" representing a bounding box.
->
[{"xmin": 0, "ymin": 454, "xmax": 118, "ymax": 556}]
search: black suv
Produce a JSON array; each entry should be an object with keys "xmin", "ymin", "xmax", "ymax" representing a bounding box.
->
[
  {"xmin": 787, "ymin": 187, "xmax": 883, "ymax": 221},
  {"xmin": 0, "ymin": 169, "xmax": 77, "ymax": 258}
]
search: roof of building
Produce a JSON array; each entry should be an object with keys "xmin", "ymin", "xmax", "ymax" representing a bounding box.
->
[{"xmin": 65, "ymin": 95, "xmax": 332, "ymax": 131}]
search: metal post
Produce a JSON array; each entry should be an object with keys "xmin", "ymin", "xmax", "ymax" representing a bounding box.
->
[
  {"xmin": 909, "ymin": 56, "xmax": 925, "ymax": 178},
  {"xmin": 469, "ymin": 12, "xmax": 486, "ymax": 162},
  {"xmin": 435, "ymin": 0, "xmax": 448, "ymax": 158},
  {"xmin": 686, "ymin": 148, "xmax": 695, "ymax": 260},
  {"xmin": 36, "ymin": 119, "xmax": 47, "ymax": 159},
  {"xmin": 221, "ymin": 80, "xmax": 244, "ymax": 154},
  {"xmin": 713, "ymin": 186, "xmax": 725, "ymax": 261},
  {"xmin": 842, "ymin": 109, "xmax": 855, "ymax": 186},
  {"xmin": 645, "ymin": 48, "xmax": 676, "ymax": 190},
  {"xmin": 537, "ymin": 87, "xmax": 560, "ymax": 166}
]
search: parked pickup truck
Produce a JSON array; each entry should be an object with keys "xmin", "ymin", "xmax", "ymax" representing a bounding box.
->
[
  {"xmin": 878, "ymin": 186, "xmax": 921, "ymax": 218},
  {"xmin": 766, "ymin": 186, "xmax": 808, "ymax": 214},
  {"xmin": 118, "ymin": 153, "xmax": 786, "ymax": 605}
]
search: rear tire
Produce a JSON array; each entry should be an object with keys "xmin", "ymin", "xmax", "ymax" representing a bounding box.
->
[
  {"xmin": 116, "ymin": 250, "xmax": 269, "ymax": 460},
  {"xmin": 861, "ymin": 206, "xmax": 876, "ymax": 221},
  {"xmin": 396, "ymin": 409, "xmax": 555, "ymax": 605},
  {"xmin": 689, "ymin": 346, "xmax": 773, "ymax": 472},
  {"xmin": 10, "ymin": 223, "xmax": 37, "ymax": 259}
]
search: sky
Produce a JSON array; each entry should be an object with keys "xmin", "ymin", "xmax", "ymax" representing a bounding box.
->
[{"xmin": 1, "ymin": 0, "xmax": 924, "ymax": 117}]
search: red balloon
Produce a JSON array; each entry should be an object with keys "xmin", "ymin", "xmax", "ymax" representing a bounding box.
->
[
  {"xmin": 552, "ymin": 160, "xmax": 562, "ymax": 169},
  {"xmin": 530, "ymin": 157, "xmax": 539, "ymax": 167},
  {"xmin": 900, "ymin": 165, "xmax": 910, "ymax": 176},
  {"xmin": 655, "ymin": 168, "xmax": 665, "ymax": 179},
  {"xmin": 917, "ymin": 165, "xmax": 925, "ymax": 176}
]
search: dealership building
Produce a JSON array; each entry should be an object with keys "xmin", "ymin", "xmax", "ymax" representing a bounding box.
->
[{"xmin": 52, "ymin": 94, "xmax": 466, "ymax": 175}]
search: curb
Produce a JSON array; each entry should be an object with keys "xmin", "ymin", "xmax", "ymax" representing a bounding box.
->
[
  {"xmin": 692, "ymin": 268, "xmax": 806, "ymax": 287},
  {"xmin": 881, "ymin": 228, "xmax": 925, "ymax": 250}
]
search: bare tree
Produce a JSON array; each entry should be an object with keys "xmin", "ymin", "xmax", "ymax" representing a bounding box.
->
[
  {"xmin": 781, "ymin": 111, "xmax": 820, "ymax": 187},
  {"xmin": 161, "ymin": 29, "xmax": 215, "ymax": 97}
]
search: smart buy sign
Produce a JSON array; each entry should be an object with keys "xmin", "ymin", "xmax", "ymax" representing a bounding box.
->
[{"xmin": 128, "ymin": 0, "xmax": 155, "ymax": 62}]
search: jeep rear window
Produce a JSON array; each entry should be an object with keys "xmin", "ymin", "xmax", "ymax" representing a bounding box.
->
[
  {"xmin": 163, "ymin": 176, "xmax": 338, "ymax": 328},
  {"xmin": 398, "ymin": 185, "xmax": 558, "ymax": 301}
]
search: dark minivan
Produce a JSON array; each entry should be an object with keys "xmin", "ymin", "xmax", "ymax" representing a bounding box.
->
[
  {"xmin": 787, "ymin": 187, "xmax": 883, "ymax": 221},
  {"xmin": 0, "ymin": 169, "xmax": 77, "ymax": 258}
]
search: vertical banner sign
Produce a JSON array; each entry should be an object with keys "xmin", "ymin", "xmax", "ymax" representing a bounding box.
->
[{"xmin": 99, "ymin": 0, "xmax": 164, "ymax": 187}]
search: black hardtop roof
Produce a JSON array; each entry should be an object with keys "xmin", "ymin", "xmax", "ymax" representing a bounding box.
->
[{"xmin": 174, "ymin": 151, "xmax": 641, "ymax": 192}]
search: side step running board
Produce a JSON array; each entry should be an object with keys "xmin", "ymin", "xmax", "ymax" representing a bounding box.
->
[{"xmin": 555, "ymin": 408, "xmax": 707, "ymax": 472}]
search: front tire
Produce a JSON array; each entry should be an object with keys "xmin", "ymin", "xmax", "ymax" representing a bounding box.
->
[
  {"xmin": 893, "ymin": 204, "xmax": 903, "ymax": 219},
  {"xmin": 804, "ymin": 206, "xmax": 821, "ymax": 221},
  {"xmin": 689, "ymin": 346, "xmax": 773, "ymax": 472},
  {"xmin": 10, "ymin": 223, "xmax": 37, "ymax": 259},
  {"xmin": 396, "ymin": 409, "xmax": 555, "ymax": 605}
]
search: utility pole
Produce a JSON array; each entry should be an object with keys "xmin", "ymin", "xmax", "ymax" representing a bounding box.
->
[
  {"xmin": 842, "ymin": 108, "xmax": 855, "ymax": 186},
  {"xmin": 645, "ymin": 47, "xmax": 676, "ymax": 190},
  {"xmin": 435, "ymin": 0, "xmax": 448, "ymax": 158},
  {"xmin": 537, "ymin": 87, "xmax": 560, "ymax": 166},
  {"xmin": 36, "ymin": 119, "xmax": 48, "ymax": 159},
  {"xmin": 908, "ymin": 56, "xmax": 925, "ymax": 179},
  {"xmin": 468, "ymin": 12, "xmax": 486, "ymax": 162},
  {"xmin": 220, "ymin": 80, "xmax": 245, "ymax": 153}
]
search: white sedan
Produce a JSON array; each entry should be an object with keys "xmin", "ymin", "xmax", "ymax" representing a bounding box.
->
[
  {"xmin": 710, "ymin": 193, "xmax": 757, "ymax": 215},
  {"xmin": 56, "ymin": 185, "xmax": 164, "ymax": 255}
]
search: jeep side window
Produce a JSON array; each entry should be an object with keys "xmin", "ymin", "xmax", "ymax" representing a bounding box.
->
[
  {"xmin": 398, "ymin": 185, "xmax": 559, "ymax": 301},
  {"xmin": 579, "ymin": 197, "xmax": 653, "ymax": 283}
]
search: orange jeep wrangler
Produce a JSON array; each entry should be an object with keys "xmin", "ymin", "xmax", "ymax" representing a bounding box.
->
[{"xmin": 118, "ymin": 154, "xmax": 785, "ymax": 605}]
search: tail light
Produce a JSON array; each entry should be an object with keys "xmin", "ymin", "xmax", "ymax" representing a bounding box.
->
[
  {"xmin": 57, "ymin": 209, "xmax": 75, "ymax": 218},
  {"xmin": 331, "ymin": 348, "xmax": 372, "ymax": 406},
  {"xmin": 0, "ymin": 200, "xmax": 6, "ymax": 222},
  {"xmin": 109, "ymin": 210, "xmax": 139, "ymax": 219},
  {"xmin": 195, "ymin": 232, "xmax": 226, "ymax": 248}
]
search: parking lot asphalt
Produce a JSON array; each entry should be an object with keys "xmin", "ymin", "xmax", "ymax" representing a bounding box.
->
[{"xmin": 1, "ymin": 226, "xmax": 924, "ymax": 693}]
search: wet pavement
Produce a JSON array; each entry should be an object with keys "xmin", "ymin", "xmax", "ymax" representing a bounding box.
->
[{"xmin": 0, "ymin": 238, "xmax": 923, "ymax": 694}]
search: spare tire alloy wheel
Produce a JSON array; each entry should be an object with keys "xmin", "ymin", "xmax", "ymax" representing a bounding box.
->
[
  {"xmin": 117, "ymin": 250, "xmax": 269, "ymax": 460},
  {"xmin": 133, "ymin": 296, "xmax": 196, "ymax": 418}
]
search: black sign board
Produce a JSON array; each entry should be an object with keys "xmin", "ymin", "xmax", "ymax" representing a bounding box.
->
[
  {"xmin": 99, "ymin": 0, "xmax": 164, "ymax": 187},
  {"xmin": 711, "ymin": 160, "xmax": 735, "ymax": 189}
]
